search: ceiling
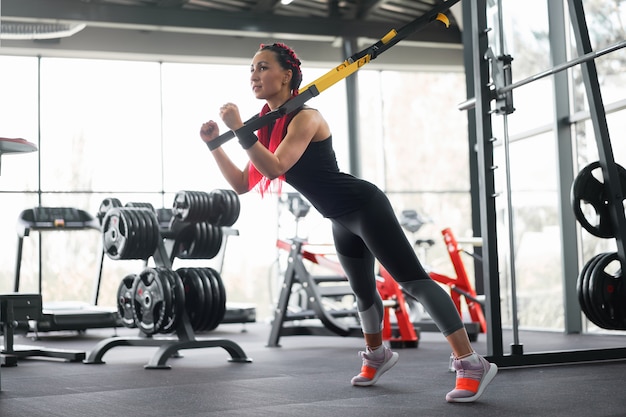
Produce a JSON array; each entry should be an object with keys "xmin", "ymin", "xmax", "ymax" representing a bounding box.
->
[{"xmin": 0, "ymin": 0, "xmax": 464, "ymax": 68}]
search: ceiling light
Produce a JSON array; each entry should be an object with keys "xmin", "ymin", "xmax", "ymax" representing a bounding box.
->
[
  {"xmin": 280, "ymin": 0, "xmax": 294, "ymax": 5},
  {"xmin": 0, "ymin": 21, "xmax": 87, "ymax": 40}
]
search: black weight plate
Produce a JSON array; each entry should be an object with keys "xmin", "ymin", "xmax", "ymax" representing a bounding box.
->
[
  {"xmin": 185, "ymin": 191, "xmax": 199, "ymax": 222},
  {"xmin": 588, "ymin": 252, "xmax": 626, "ymax": 330},
  {"xmin": 125, "ymin": 202, "xmax": 156, "ymax": 212},
  {"xmin": 137, "ymin": 208, "xmax": 160, "ymax": 259},
  {"xmin": 207, "ymin": 224, "xmax": 223, "ymax": 259},
  {"xmin": 172, "ymin": 190, "xmax": 190, "ymax": 221},
  {"xmin": 176, "ymin": 225, "xmax": 194, "ymax": 259},
  {"xmin": 196, "ymin": 268, "xmax": 216, "ymax": 332},
  {"xmin": 117, "ymin": 273, "xmax": 138, "ymax": 328},
  {"xmin": 98, "ymin": 197, "xmax": 122, "ymax": 225},
  {"xmin": 194, "ymin": 222, "xmax": 210, "ymax": 258},
  {"xmin": 582, "ymin": 253, "xmax": 611, "ymax": 328},
  {"xmin": 577, "ymin": 253, "xmax": 604, "ymax": 321},
  {"xmin": 225, "ymin": 189, "xmax": 241, "ymax": 226},
  {"xmin": 208, "ymin": 268, "xmax": 226, "ymax": 329},
  {"xmin": 197, "ymin": 191, "xmax": 212, "ymax": 222},
  {"xmin": 202, "ymin": 268, "xmax": 222, "ymax": 332},
  {"xmin": 571, "ymin": 161, "xmax": 626, "ymax": 238},
  {"xmin": 125, "ymin": 208, "xmax": 146, "ymax": 259},
  {"xmin": 131, "ymin": 208, "xmax": 153, "ymax": 260},
  {"xmin": 168, "ymin": 269, "xmax": 186, "ymax": 332},
  {"xmin": 178, "ymin": 267, "xmax": 206, "ymax": 331},
  {"xmin": 132, "ymin": 268, "xmax": 168, "ymax": 335},
  {"xmin": 158, "ymin": 268, "xmax": 179, "ymax": 334},
  {"xmin": 102, "ymin": 208, "xmax": 130, "ymax": 260},
  {"xmin": 208, "ymin": 189, "xmax": 226, "ymax": 225}
]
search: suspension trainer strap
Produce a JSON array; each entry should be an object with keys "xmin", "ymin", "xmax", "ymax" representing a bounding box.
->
[{"xmin": 208, "ymin": 0, "xmax": 462, "ymax": 150}]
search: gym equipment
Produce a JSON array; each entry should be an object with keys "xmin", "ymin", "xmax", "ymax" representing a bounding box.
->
[
  {"xmin": 577, "ymin": 252, "xmax": 626, "ymax": 331},
  {"xmin": 268, "ymin": 193, "xmax": 420, "ymax": 348},
  {"xmin": 85, "ymin": 191, "xmax": 253, "ymax": 368},
  {"xmin": 571, "ymin": 161, "xmax": 626, "ymax": 238},
  {"xmin": 379, "ymin": 223, "xmax": 486, "ymax": 340},
  {"xmin": 1, "ymin": 293, "xmax": 86, "ymax": 367},
  {"xmin": 172, "ymin": 189, "xmax": 240, "ymax": 226},
  {"xmin": 268, "ymin": 237, "xmax": 362, "ymax": 346},
  {"xmin": 0, "ymin": 137, "xmax": 37, "ymax": 175},
  {"xmin": 13, "ymin": 207, "xmax": 121, "ymax": 333},
  {"xmin": 464, "ymin": 0, "xmax": 626, "ymax": 367},
  {"xmin": 207, "ymin": 0, "xmax": 460, "ymax": 150}
]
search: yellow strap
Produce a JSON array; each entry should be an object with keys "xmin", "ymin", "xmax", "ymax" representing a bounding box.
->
[
  {"xmin": 299, "ymin": 54, "xmax": 371, "ymax": 94},
  {"xmin": 436, "ymin": 12, "xmax": 450, "ymax": 28},
  {"xmin": 299, "ymin": 29, "xmax": 400, "ymax": 95}
]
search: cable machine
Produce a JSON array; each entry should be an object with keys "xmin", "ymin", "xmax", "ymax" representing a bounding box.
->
[{"xmin": 465, "ymin": 0, "xmax": 626, "ymax": 366}]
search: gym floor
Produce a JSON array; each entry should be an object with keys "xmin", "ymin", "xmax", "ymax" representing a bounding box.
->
[{"xmin": 1, "ymin": 322, "xmax": 626, "ymax": 417}]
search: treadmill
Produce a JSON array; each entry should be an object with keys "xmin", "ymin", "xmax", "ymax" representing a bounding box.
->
[{"xmin": 14, "ymin": 207, "xmax": 121, "ymax": 332}]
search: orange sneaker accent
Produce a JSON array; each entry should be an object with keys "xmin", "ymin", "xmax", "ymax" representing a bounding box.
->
[
  {"xmin": 455, "ymin": 377, "xmax": 480, "ymax": 392},
  {"xmin": 359, "ymin": 365, "xmax": 377, "ymax": 380}
]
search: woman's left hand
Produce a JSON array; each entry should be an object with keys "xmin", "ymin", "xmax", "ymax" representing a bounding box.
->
[{"xmin": 219, "ymin": 103, "xmax": 244, "ymax": 131}]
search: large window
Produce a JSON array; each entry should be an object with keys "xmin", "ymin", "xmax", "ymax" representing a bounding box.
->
[{"xmin": 0, "ymin": 52, "xmax": 469, "ymax": 321}]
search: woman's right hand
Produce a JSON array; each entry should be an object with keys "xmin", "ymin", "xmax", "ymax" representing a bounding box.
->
[{"xmin": 200, "ymin": 120, "xmax": 219, "ymax": 144}]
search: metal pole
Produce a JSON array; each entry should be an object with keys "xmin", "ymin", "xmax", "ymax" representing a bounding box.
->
[
  {"xmin": 458, "ymin": 39, "xmax": 626, "ymax": 111},
  {"xmin": 470, "ymin": 0, "xmax": 503, "ymax": 359},
  {"xmin": 495, "ymin": 0, "xmax": 523, "ymax": 355}
]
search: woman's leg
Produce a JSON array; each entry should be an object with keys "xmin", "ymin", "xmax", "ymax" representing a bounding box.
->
[
  {"xmin": 332, "ymin": 190, "xmax": 497, "ymax": 401},
  {"xmin": 331, "ymin": 221, "xmax": 398, "ymax": 386}
]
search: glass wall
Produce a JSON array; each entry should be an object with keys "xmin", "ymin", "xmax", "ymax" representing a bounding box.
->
[{"xmin": 0, "ymin": 52, "xmax": 469, "ymax": 322}]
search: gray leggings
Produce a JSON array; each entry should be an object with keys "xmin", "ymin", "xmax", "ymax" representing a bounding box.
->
[{"xmin": 331, "ymin": 189, "xmax": 464, "ymax": 337}]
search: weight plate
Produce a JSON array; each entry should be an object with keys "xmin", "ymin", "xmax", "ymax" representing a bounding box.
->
[
  {"xmin": 577, "ymin": 253, "xmax": 604, "ymax": 321},
  {"xmin": 209, "ymin": 189, "xmax": 226, "ymax": 225},
  {"xmin": 226, "ymin": 189, "xmax": 241, "ymax": 227},
  {"xmin": 196, "ymin": 268, "xmax": 216, "ymax": 332},
  {"xmin": 571, "ymin": 161, "xmax": 626, "ymax": 238},
  {"xmin": 172, "ymin": 190, "xmax": 190, "ymax": 221},
  {"xmin": 178, "ymin": 267, "xmax": 206, "ymax": 331},
  {"xmin": 202, "ymin": 268, "xmax": 222, "ymax": 332},
  {"xmin": 98, "ymin": 197, "xmax": 122, "ymax": 225},
  {"xmin": 102, "ymin": 208, "xmax": 131, "ymax": 260},
  {"xmin": 125, "ymin": 202, "xmax": 156, "ymax": 212},
  {"xmin": 157, "ymin": 268, "xmax": 177, "ymax": 334},
  {"xmin": 117, "ymin": 273, "xmax": 138, "ymax": 328},
  {"xmin": 588, "ymin": 252, "xmax": 626, "ymax": 330},
  {"xmin": 124, "ymin": 208, "xmax": 145, "ymax": 259},
  {"xmin": 208, "ymin": 268, "xmax": 226, "ymax": 329},
  {"xmin": 207, "ymin": 223, "xmax": 223, "ymax": 259},
  {"xmin": 137, "ymin": 208, "xmax": 160, "ymax": 259},
  {"xmin": 132, "ymin": 268, "xmax": 168, "ymax": 335},
  {"xmin": 582, "ymin": 253, "xmax": 612, "ymax": 328}
]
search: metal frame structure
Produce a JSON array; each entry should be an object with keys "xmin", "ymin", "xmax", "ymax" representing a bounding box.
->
[{"xmin": 465, "ymin": 0, "xmax": 626, "ymax": 367}]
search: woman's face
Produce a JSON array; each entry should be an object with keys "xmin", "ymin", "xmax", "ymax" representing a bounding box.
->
[{"xmin": 250, "ymin": 50, "xmax": 292, "ymax": 101}]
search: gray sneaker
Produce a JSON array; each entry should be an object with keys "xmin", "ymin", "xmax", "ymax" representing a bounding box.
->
[
  {"xmin": 351, "ymin": 346, "xmax": 399, "ymax": 387},
  {"xmin": 446, "ymin": 353, "xmax": 497, "ymax": 403}
]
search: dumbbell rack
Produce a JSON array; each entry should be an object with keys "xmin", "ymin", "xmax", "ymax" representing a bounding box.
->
[
  {"xmin": 85, "ymin": 197, "xmax": 252, "ymax": 368},
  {"xmin": 84, "ymin": 235, "xmax": 251, "ymax": 368}
]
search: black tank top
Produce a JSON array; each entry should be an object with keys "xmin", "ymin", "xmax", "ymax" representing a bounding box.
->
[{"xmin": 285, "ymin": 136, "xmax": 378, "ymax": 218}]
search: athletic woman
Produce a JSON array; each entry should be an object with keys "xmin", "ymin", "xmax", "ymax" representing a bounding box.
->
[{"xmin": 199, "ymin": 42, "xmax": 497, "ymax": 403}]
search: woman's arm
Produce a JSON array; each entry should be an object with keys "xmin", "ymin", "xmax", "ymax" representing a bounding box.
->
[
  {"xmin": 245, "ymin": 109, "xmax": 326, "ymax": 179},
  {"xmin": 200, "ymin": 120, "xmax": 250, "ymax": 194}
]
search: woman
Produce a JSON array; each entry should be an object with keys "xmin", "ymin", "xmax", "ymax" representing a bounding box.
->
[{"xmin": 200, "ymin": 42, "xmax": 497, "ymax": 403}]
